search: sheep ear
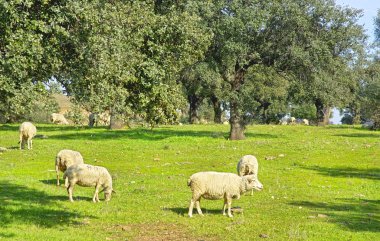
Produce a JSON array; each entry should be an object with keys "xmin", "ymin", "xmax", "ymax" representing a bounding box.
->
[{"xmin": 246, "ymin": 175, "xmax": 256, "ymax": 182}]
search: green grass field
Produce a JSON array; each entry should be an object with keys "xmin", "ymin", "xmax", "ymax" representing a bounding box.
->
[{"xmin": 0, "ymin": 124, "xmax": 379, "ymax": 240}]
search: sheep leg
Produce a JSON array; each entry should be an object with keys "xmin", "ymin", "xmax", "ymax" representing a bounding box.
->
[
  {"xmin": 195, "ymin": 198, "xmax": 203, "ymax": 216},
  {"xmin": 67, "ymin": 185, "xmax": 74, "ymax": 202},
  {"xmin": 189, "ymin": 193, "xmax": 202, "ymax": 217},
  {"xmin": 223, "ymin": 197, "xmax": 228, "ymax": 216},
  {"xmin": 93, "ymin": 184, "xmax": 100, "ymax": 203},
  {"xmin": 19, "ymin": 135, "xmax": 23, "ymax": 150},
  {"xmin": 226, "ymin": 196, "xmax": 233, "ymax": 218},
  {"xmin": 30, "ymin": 138, "xmax": 33, "ymax": 150},
  {"xmin": 56, "ymin": 166, "xmax": 60, "ymax": 186},
  {"xmin": 188, "ymin": 199, "xmax": 195, "ymax": 217}
]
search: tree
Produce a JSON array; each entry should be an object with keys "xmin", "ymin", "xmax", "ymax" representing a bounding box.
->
[
  {"xmin": 0, "ymin": 1, "xmax": 72, "ymax": 122},
  {"xmin": 60, "ymin": 1, "xmax": 211, "ymax": 128},
  {"xmin": 193, "ymin": 0, "xmax": 365, "ymax": 139},
  {"xmin": 179, "ymin": 62, "xmax": 223, "ymax": 123},
  {"xmin": 362, "ymin": 57, "xmax": 380, "ymax": 129}
]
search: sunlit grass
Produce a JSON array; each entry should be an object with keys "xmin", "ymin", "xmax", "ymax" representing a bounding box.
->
[{"xmin": 0, "ymin": 124, "xmax": 379, "ymax": 240}]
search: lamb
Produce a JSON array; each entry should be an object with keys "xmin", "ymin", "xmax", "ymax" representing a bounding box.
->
[
  {"xmin": 51, "ymin": 113, "xmax": 69, "ymax": 125},
  {"xmin": 63, "ymin": 164, "xmax": 114, "ymax": 202},
  {"xmin": 237, "ymin": 155, "xmax": 261, "ymax": 195},
  {"xmin": 19, "ymin": 122, "xmax": 37, "ymax": 150},
  {"xmin": 187, "ymin": 171, "xmax": 263, "ymax": 218},
  {"xmin": 55, "ymin": 149, "xmax": 84, "ymax": 186}
]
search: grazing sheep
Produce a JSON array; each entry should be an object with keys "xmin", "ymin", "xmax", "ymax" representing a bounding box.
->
[
  {"xmin": 55, "ymin": 149, "xmax": 84, "ymax": 186},
  {"xmin": 187, "ymin": 171, "xmax": 263, "ymax": 218},
  {"xmin": 237, "ymin": 155, "xmax": 261, "ymax": 195},
  {"xmin": 51, "ymin": 113, "xmax": 69, "ymax": 125},
  {"xmin": 288, "ymin": 117, "xmax": 296, "ymax": 125},
  {"xmin": 19, "ymin": 122, "xmax": 37, "ymax": 150},
  {"xmin": 63, "ymin": 164, "xmax": 114, "ymax": 202},
  {"xmin": 302, "ymin": 119, "xmax": 309, "ymax": 125}
]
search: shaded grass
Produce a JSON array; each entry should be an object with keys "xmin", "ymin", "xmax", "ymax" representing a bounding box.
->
[{"xmin": 0, "ymin": 123, "xmax": 379, "ymax": 240}]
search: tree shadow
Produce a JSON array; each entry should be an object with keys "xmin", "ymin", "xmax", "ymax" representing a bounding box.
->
[
  {"xmin": 163, "ymin": 207, "xmax": 223, "ymax": 216},
  {"xmin": 301, "ymin": 165, "xmax": 380, "ymax": 180},
  {"xmin": 334, "ymin": 133, "xmax": 380, "ymax": 138},
  {"xmin": 0, "ymin": 124, "xmax": 19, "ymax": 131},
  {"xmin": 0, "ymin": 181, "xmax": 95, "ymax": 228},
  {"xmin": 46, "ymin": 127, "xmax": 279, "ymax": 141},
  {"xmin": 288, "ymin": 199, "xmax": 379, "ymax": 232},
  {"xmin": 0, "ymin": 232, "xmax": 15, "ymax": 239}
]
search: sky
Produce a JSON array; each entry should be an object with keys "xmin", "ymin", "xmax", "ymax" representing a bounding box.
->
[
  {"xmin": 330, "ymin": 0, "xmax": 379, "ymax": 124},
  {"xmin": 335, "ymin": 0, "xmax": 379, "ymax": 43}
]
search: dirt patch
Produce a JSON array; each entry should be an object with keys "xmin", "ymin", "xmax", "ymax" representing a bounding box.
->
[{"xmin": 106, "ymin": 222, "xmax": 218, "ymax": 241}]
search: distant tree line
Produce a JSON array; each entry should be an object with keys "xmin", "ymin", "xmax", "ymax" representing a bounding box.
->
[{"xmin": 1, "ymin": 1, "xmax": 379, "ymax": 138}]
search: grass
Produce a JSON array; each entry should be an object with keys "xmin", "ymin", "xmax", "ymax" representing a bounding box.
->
[{"xmin": 0, "ymin": 123, "xmax": 379, "ymax": 240}]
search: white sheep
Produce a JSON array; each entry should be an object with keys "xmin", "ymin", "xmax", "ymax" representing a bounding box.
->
[
  {"xmin": 302, "ymin": 119, "xmax": 309, "ymax": 125},
  {"xmin": 187, "ymin": 171, "xmax": 263, "ymax": 218},
  {"xmin": 55, "ymin": 149, "xmax": 84, "ymax": 186},
  {"xmin": 19, "ymin": 122, "xmax": 37, "ymax": 150},
  {"xmin": 237, "ymin": 155, "xmax": 261, "ymax": 195},
  {"xmin": 51, "ymin": 113, "xmax": 69, "ymax": 125},
  {"xmin": 288, "ymin": 117, "xmax": 296, "ymax": 125},
  {"xmin": 63, "ymin": 164, "xmax": 114, "ymax": 202}
]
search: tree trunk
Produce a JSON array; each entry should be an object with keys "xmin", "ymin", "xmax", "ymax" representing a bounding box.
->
[
  {"xmin": 188, "ymin": 95, "xmax": 200, "ymax": 124},
  {"xmin": 315, "ymin": 99, "xmax": 331, "ymax": 126},
  {"xmin": 263, "ymin": 102, "xmax": 271, "ymax": 124},
  {"xmin": 229, "ymin": 100, "xmax": 245, "ymax": 140},
  {"xmin": 210, "ymin": 95, "xmax": 222, "ymax": 124},
  {"xmin": 229, "ymin": 69, "xmax": 246, "ymax": 140},
  {"xmin": 109, "ymin": 112, "xmax": 124, "ymax": 129}
]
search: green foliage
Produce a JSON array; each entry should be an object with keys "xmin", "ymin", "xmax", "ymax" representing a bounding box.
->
[
  {"xmin": 0, "ymin": 80, "xmax": 58, "ymax": 123},
  {"xmin": 0, "ymin": 124, "xmax": 379, "ymax": 240},
  {"xmin": 63, "ymin": 1, "xmax": 211, "ymax": 126},
  {"xmin": 360, "ymin": 56, "xmax": 380, "ymax": 129},
  {"xmin": 65, "ymin": 102, "xmax": 86, "ymax": 126},
  {"xmin": 291, "ymin": 104, "xmax": 317, "ymax": 121}
]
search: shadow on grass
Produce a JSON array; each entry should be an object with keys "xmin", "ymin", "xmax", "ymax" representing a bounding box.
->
[
  {"xmin": 334, "ymin": 133, "xmax": 380, "ymax": 138},
  {"xmin": 45, "ymin": 127, "xmax": 278, "ymax": 141},
  {"xmin": 0, "ymin": 233, "xmax": 15, "ymax": 238},
  {"xmin": 0, "ymin": 181, "xmax": 94, "ymax": 229},
  {"xmin": 301, "ymin": 165, "xmax": 380, "ymax": 180},
  {"xmin": 39, "ymin": 180, "xmax": 98, "ymax": 202},
  {"xmin": 164, "ymin": 207, "xmax": 223, "ymax": 216},
  {"xmin": 288, "ymin": 199, "xmax": 379, "ymax": 232}
]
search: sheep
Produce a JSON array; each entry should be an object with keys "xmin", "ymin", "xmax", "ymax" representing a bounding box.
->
[
  {"xmin": 55, "ymin": 149, "xmax": 84, "ymax": 186},
  {"xmin": 51, "ymin": 113, "xmax": 69, "ymax": 125},
  {"xmin": 288, "ymin": 117, "xmax": 296, "ymax": 125},
  {"xmin": 63, "ymin": 164, "xmax": 114, "ymax": 202},
  {"xmin": 19, "ymin": 122, "xmax": 37, "ymax": 150},
  {"xmin": 237, "ymin": 155, "xmax": 261, "ymax": 195},
  {"xmin": 187, "ymin": 171, "xmax": 263, "ymax": 218},
  {"xmin": 302, "ymin": 119, "xmax": 309, "ymax": 125}
]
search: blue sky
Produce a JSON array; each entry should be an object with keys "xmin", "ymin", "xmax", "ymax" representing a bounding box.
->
[{"xmin": 335, "ymin": 0, "xmax": 379, "ymax": 42}]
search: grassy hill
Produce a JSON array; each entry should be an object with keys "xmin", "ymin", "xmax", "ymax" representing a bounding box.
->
[{"xmin": 0, "ymin": 124, "xmax": 379, "ymax": 240}]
